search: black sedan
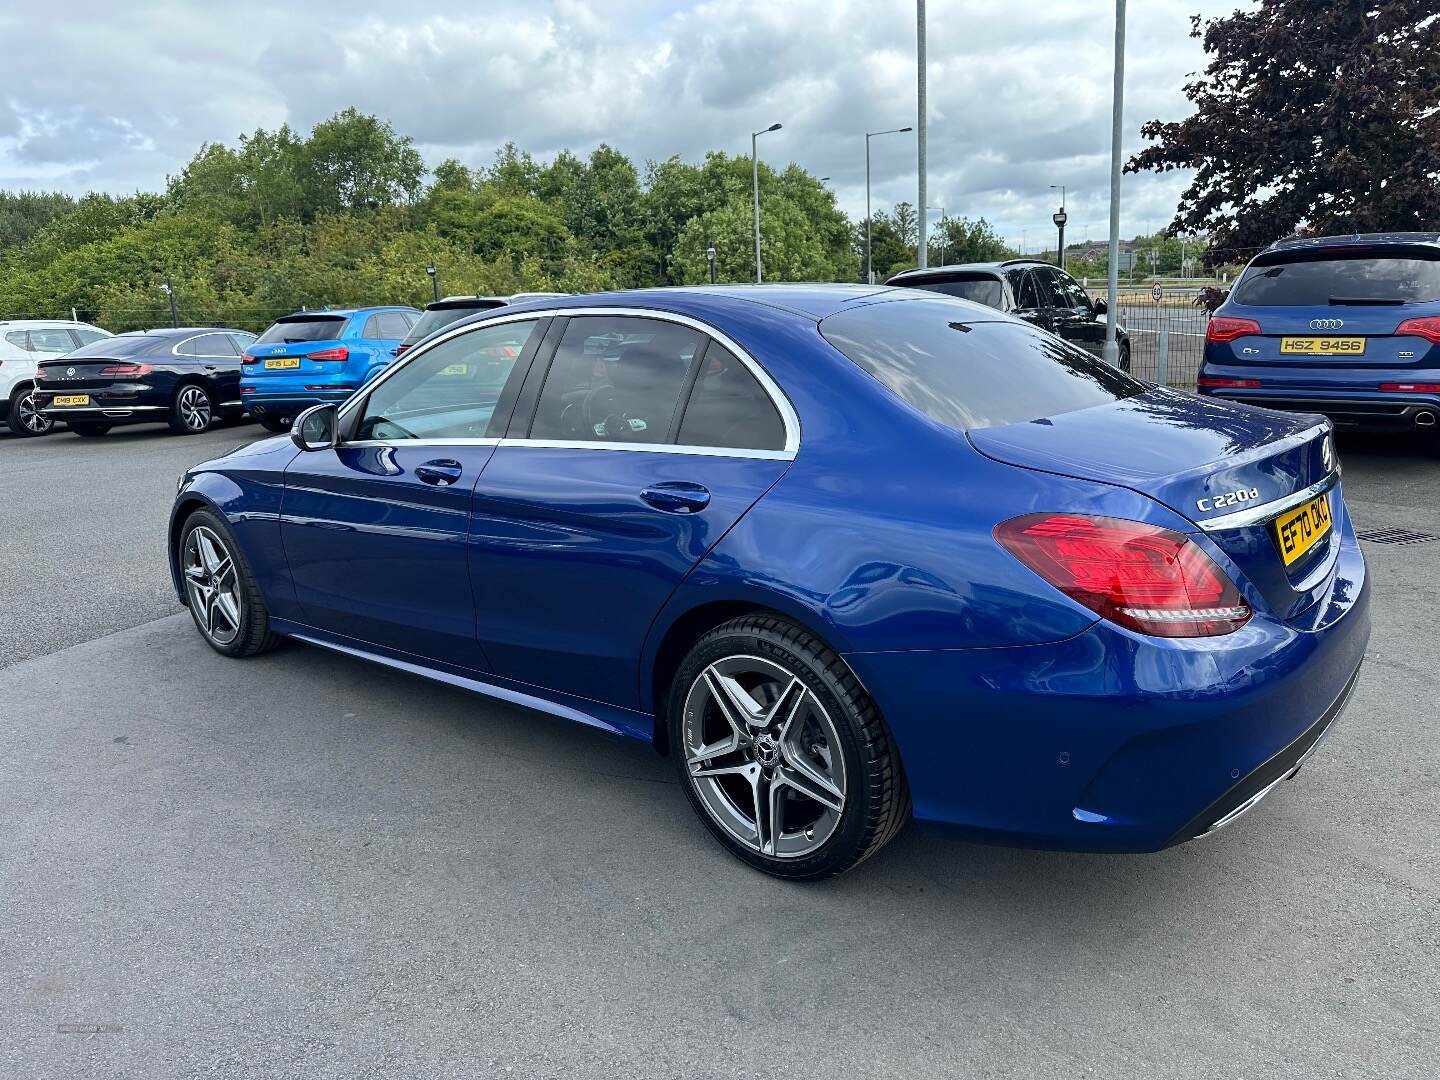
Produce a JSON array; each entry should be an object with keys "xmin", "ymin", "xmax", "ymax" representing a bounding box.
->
[{"xmin": 33, "ymin": 327, "xmax": 257, "ymax": 436}]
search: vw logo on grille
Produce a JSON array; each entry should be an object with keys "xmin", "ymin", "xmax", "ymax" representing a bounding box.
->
[
  {"xmin": 1309, "ymin": 318, "xmax": 1344, "ymax": 330},
  {"xmin": 66, "ymin": 367, "xmax": 76, "ymax": 376}
]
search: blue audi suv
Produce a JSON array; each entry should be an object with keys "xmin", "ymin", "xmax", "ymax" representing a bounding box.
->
[
  {"xmin": 171, "ymin": 286, "xmax": 1369, "ymax": 879},
  {"xmin": 1199, "ymin": 233, "xmax": 1440, "ymax": 445},
  {"xmin": 240, "ymin": 306, "xmax": 419, "ymax": 431}
]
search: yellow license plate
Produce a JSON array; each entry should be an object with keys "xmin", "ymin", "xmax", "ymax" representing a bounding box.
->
[
  {"xmin": 440, "ymin": 363, "xmax": 469, "ymax": 376},
  {"xmin": 1280, "ymin": 336, "xmax": 1366, "ymax": 356},
  {"xmin": 264, "ymin": 357, "xmax": 301, "ymax": 370},
  {"xmin": 1274, "ymin": 493, "xmax": 1333, "ymax": 566},
  {"xmin": 53, "ymin": 394, "xmax": 90, "ymax": 406}
]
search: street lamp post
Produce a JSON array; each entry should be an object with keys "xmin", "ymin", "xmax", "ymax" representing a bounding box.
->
[
  {"xmin": 425, "ymin": 262, "xmax": 439, "ymax": 303},
  {"xmin": 706, "ymin": 244, "xmax": 718, "ymax": 284},
  {"xmin": 160, "ymin": 277, "xmax": 179, "ymax": 328},
  {"xmin": 1049, "ymin": 185, "xmax": 1068, "ymax": 269},
  {"xmin": 925, "ymin": 205, "xmax": 946, "ymax": 265},
  {"xmin": 865, "ymin": 125, "xmax": 913, "ymax": 284},
  {"xmin": 1103, "ymin": 0, "xmax": 1127, "ymax": 367},
  {"xmin": 751, "ymin": 122, "xmax": 782, "ymax": 283}
]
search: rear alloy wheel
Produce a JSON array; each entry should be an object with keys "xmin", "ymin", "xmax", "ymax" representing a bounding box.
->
[
  {"xmin": 179, "ymin": 510, "xmax": 280, "ymax": 657},
  {"xmin": 170, "ymin": 383, "xmax": 214, "ymax": 434},
  {"xmin": 1119, "ymin": 342, "xmax": 1132, "ymax": 374},
  {"xmin": 6, "ymin": 387, "xmax": 53, "ymax": 437},
  {"xmin": 257, "ymin": 414, "xmax": 292, "ymax": 434},
  {"xmin": 69, "ymin": 422, "xmax": 112, "ymax": 437},
  {"xmin": 670, "ymin": 615, "xmax": 910, "ymax": 879}
]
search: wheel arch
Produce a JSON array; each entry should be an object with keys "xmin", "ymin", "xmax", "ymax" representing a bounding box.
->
[{"xmin": 167, "ymin": 491, "xmax": 226, "ymax": 604}]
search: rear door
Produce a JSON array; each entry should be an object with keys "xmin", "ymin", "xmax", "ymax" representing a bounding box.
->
[
  {"xmin": 280, "ymin": 316, "xmax": 545, "ymax": 670},
  {"xmin": 469, "ymin": 313, "xmax": 795, "ymax": 709},
  {"xmin": 1040, "ymin": 267, "xmax": 1107, "ymax": 356},
  {"xmin": 1010, "ymin": 269, "xmax": 1052, "ymax": 332}
]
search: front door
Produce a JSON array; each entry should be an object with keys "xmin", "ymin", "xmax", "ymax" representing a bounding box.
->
[
  {"xmin": 280, "ymin": 317, "xmax": 544, "ymax": 670},
  {"xmin": 470, "ymin": 314, "xmax": 795, "ymax": 709},
  {"xmin": 1039, "ymin": 266, "xmax": 1107, "ymax": 357}
]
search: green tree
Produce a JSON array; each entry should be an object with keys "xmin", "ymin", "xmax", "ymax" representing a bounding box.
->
[
  {"xmin": 926, "ymin": 217, "xmax": 1013, "ymax": 266},
  {"xmin": 304, "ymin": 107, "xmax": 424, "ymax": 213},
  {"xmin": 1127, "ymin": 0, "xmax": 1440, "ymax": 258}
]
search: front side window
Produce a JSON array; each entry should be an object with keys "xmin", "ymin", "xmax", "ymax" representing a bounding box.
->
[
  {"xmin": 1047, "ymin": 269, "xmax": 1093, "ymax": 310},
  {"xmin": 528, "ymin": 316, "xmax": 702, "ymax": 444},
  {"xmin": 676, "ymin": 345, "xmax": 785, "ymax": 451},
  {"xmin": 28, "ymin": 328, "xmax": 77, "ymax": 353},
  {"xmin": 353, "ymin": 320, "xmax": 538, "ymax": 442},
  {"xmin": 820, "ymin": 296, "xmax": 1143, "ymax": 432},
  {"xmin": 1014, "ymin": 271, "xmax": 1043, "ymax": 310}
]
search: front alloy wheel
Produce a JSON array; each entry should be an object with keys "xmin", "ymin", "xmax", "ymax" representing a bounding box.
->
[
  {"xmin": 183, "ymin": 524, "xmax": 242, "ymax": 645},
  {"xmin": 7, "ymin": 388, "xmax": 53, "ymax": 437}
]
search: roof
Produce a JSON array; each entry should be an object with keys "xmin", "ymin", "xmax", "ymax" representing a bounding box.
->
[
  {"xmin": 1264, "ymin": 232, "xmax": 1440, "ymax": 253},
  {"xmin": 276, "ymin": 305, "xmax": 418, "ymax": 319},
  {"xmin": 497, "ymin": 283, "xmax": 902, "ymax": 323},
  {"xmin": 886, "ymin": 260, "xmax": 1049, "ymax": 284}
]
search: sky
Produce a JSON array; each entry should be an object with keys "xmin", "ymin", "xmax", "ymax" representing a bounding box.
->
[{"xmin": 0, "ymin": 0, "xmax": 1245, "ymax": 250}]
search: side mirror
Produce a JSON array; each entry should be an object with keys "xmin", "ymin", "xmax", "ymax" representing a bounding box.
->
[
  {"xmin": 1092, "ymin": 297, "xmax": 1108, "ymax": 316},
  {"xmin": 291, "ymin": 403, "xmax": 338, "ymax": 452}
]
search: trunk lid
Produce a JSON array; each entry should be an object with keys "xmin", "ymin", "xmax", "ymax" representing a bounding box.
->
[
  {"xmin": 1216, "ymin": 303, "xmax": 1440, "ymax": 368},
  {"xmin": 36, "ymin": 356, "xmax": 142, "ymax": 391},
  {"xmin": 968, "ymin": 388, "xmax": 1338, "ymax": 619}
]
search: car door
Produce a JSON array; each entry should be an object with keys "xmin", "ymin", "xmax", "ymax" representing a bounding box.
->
[
  {"xmin": 469, "ymin": 312, "xmax": 796, "ymax": 709},
  {"xmin": 176, "ymin": 332, "xmax": 242, "ymax": 403},
  {"xmin": 280, "ymin": 316, "xmax": 546, "ymax": 670},
  {"xmin": 362, "ymin": 310, "xmax": 416, "ymax": 377},
  {"xmin": 1038, "ymin": 266, "xmax": 1107, "ymax": 356}
]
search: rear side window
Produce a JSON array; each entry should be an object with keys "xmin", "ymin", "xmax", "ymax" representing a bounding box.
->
[
  {"xmin": 1233, "ymin": 251, "xmax": 1440, "ymax": 306},
  {"xmin": 178, "ymin": 333, "xmax": 238, "ymax": 357},
  {"xmin": 677, "ymin": 345, "xmax": 785, "ymax": 451},
  {"xmin": 906, "ymin": 276, "xmax": 1003, "ymax": 309},
  {"xmin": 529, "ymin": 316, "xmax": 701, "ymax": 444},
  {"xmin": 4, "ymin": 331, "xmax": 28, "ymax": 350},
  {"xmin": 364, "ymin": 312, "xmax": 413, "ymax": 339},
  {"xmin": 819, "ymin": 297, "xmax": 1143, "ymax": 432},
  {"xmin": 28, "ymin": 328, "xmax": 78, "ymax": 353},
  {"xmin": 256, "ymin": 317, "xmax": 347, "ymax": 344},
  {"xmin": 68, "ymin": 335, "xmax": 167, "ymax": 358}
]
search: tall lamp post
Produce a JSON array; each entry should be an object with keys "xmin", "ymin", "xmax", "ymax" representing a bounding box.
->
[
  {"xmin": 925, "ymin": 205, "xmax": 946, "ymax": 265},
  {"xmin": 160, "ymin": 277, "xmax": 179, "ymax": 328},
  {"xmin": 1103, "ymin": 0, "xmax": 1127, "ymax": 367},
  {"xmin": 425, "ymin": 262, "xmax": 439, "ymax": 303},
  {"xmin": 1049, "ymin": 185, "xmax": 1067, "ymax": 269},
  {"xmin": 751, "ymin": 122, "xmax": 782, "ymax": 283},
  {"xmin": 865, "ymin": 125, "xmax": 912, "ymax": 284}
]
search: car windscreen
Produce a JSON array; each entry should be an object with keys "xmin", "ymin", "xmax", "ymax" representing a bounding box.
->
[
  {"xmin": 1232, "ymin": 250, "xmax": 1440, "ymax": 306},
  {"xmin": 255, "ymin": 317, "xmax": 348, "ymax": 344},
  {"xmin": 819, "ymin": 297, "xmax": 1144, "ymax": 432},
  {"xmin": 65, "ymin": 335, "xmax": 167, "ymax": 358},
  {"xmin": 906, "ymin": 276, "xmax": 1004, "ymax": 309},
  {"xmin": 399, "ymin": 305, "xmax": 501, "ymax": 348}
]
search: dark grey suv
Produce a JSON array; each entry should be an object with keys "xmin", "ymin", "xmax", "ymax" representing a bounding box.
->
[{"xmin": 886, "ymin": 260, "xmax": 1131, "ymax": 371}]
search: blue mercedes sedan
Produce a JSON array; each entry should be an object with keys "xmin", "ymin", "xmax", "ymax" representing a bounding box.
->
[
  {"xmin": 169, "ymin": 286, "xmax": 1370, "ymax": 879},
  {"xmin": 1199, "ymin": 232, "xmax": 1440, "ymax": 444}
]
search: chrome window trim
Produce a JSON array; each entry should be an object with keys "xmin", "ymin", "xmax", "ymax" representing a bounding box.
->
[
  {"xmin": 335, "ymin": 305, "xmax": 801, "ymax": 459},
  {"xmin": 343, "ymin": 437, "xmax": 501, "ymax": 448},
  {"xmin": 1195, "ymin": 471, "xmax": 1339, "ymax": 532},
  {"xmin": 171, "ymin": 333, "xmax": 236, "ymax": 359}
]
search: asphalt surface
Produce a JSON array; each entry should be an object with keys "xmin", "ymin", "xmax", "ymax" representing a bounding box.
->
[{"xmin": 2, "ymin": 421, "xmax": 1438, "ymax": 1078}]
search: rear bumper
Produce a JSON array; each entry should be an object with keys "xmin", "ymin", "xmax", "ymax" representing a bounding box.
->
[
  {"xmin": 1201, "ymin": 389, "xmax": 1440, "ymax": 432},
  {"xmin": 242, "ymin": 390, "xmax": 356, "ymax": 415},
  {"xmin": 843, "ymin": 520, "xmax": 1371, "ymax": 853}
]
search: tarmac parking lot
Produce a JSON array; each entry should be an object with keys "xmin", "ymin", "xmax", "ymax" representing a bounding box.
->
[{"xmin": 2, "ymin": 420, "xmax": 1437, "ymax": 1078}]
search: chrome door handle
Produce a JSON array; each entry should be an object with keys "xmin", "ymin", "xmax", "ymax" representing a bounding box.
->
[
  {"xmin": 415, "ymin": 459, "xmax": 463, "ymax": 486},
  {"xmin": 640, "ymin": 482, "xmax": 710, "ymax": 513}
]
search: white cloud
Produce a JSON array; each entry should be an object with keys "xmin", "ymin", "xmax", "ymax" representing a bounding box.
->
[{"xmin": 0, "ymin": 0, "xmax": 1242, "ymax": 243}]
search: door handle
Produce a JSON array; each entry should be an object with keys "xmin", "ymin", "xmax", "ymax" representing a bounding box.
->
[
  {"xmin": 415, "ymin": 459, "xmax": 463, "ymax": 486},
  {"xmin": 641, "ymin": 481, "xmax": 710, "ymax": 513}
]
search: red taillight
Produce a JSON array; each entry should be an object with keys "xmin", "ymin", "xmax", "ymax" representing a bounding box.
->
[
  {"xmin": 1205, "ymin": 316, "xmax": 1262, "ymax": 344},
  {"xmin": 1197, "ymin": 376, "xmax": 1262, "ymax": 389},
  {"xmin": 994, "ymin": 513, "xmax": 1252, "ymax": 638},
  {"xmin": 394, "ymin": 344, "xmax": 411, "ymax": 356},
  {"xmin": 241, "ymin": 353, "xmax": 259, "ymax": 365},
  {"xmin": 33, "ymin": 367, "xmax": 45, "ymax": 380},
  {"xmin": 306, "ymin": 347, "xmax": 350, "ymax": 361},
  {"xmin": 99, "ymin": 363, "xmax": 152, "ymax": 376},
  {"xmin": 240, "ymin": 387, "xmax": 256, "ymax": 394},
  {"xmin": 1379, "ymin": 382, "xmax": 1440, "ymax": 393},
  {"xmin": 1394, "ymin": 316, "xmax": 1440, "ymax": 345}
]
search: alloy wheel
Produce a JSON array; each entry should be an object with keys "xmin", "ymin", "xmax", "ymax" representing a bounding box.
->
[
  {"xmin": 681, "ymin": 655, "xmax": 847, "ymax": 859},
  {"xmin": 16, "ymin": 391, "xmax": 53, "ymax": 435},
  {"xmin": 182, "ymin": 525, "xmax": 242, "ymax": 645},
  {"xmin": 178, "ymin": 386, "xmax": 212, "ymax": 431}
]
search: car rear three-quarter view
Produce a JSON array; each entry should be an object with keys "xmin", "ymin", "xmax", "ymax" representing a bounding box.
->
[
  {"xmin": 169, "ymin": 286, "xmax": 1370, "ymax": 879},
  {"xmin": 1199, "ymin": 232, "xmax": 1440, "ymax": 446}
]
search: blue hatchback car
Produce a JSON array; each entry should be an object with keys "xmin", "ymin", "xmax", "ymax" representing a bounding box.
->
[
  {"xmin": 1199, "ymin": 232, "xmax": 1440, "ymax": 443},
  {"xmin": 240, "ymin": 306, "xmax": 419, "ymax": 431},
  {"xmin": 171, "ymin": 286, "xmax": 1369, "ymax": 879}
]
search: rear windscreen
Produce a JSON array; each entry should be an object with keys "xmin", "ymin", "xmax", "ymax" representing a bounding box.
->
[
  {"xmin": 906, "ymin": 276, "xmax": 1003, "ymax": 309},
  {"xmin": 65, "ymin": 335, "xmax": 167, "ymax": 358},
  {"xmin": 256, "ymin": 317, "xmax": 347, "ymax": 344},
  {"xmin": 401, "ymin": 306, "xmax": 495, "ymax": 347},
  {"xmin": 819, "ymin": 297, "xmax": 1143, "ymax": 432},
  {"xmin": 1232, "ymin": 251, "xmax": 1440, "ymax": 306}
]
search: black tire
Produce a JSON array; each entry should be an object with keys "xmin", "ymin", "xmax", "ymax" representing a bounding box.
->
[
  {"xmin": 177, "ymin": 508, "xmax": 282, "ymax": 658},
  {"xmin": 6, "ymin": 386, "xmax": 53, "ymax": 437},
  {"xmin": 169, "ymin": 382, "xmax": 214, "ymax": 434},
  {"xmin": 257, "ymin": 414, "xmax": 292, "ymax": 433},
  {"xmin": 69, "ymin": 422, "xmax": 112, "ymax": 437},
  {"xmin": 1119, "ymin": 342, "xmax": 1132, "ymax": 374},
  {"xmin": 668, "ymin": 614, "xmax": 910, "ymax": 880}
]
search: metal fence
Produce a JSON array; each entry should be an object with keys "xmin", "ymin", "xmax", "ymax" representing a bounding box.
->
[{"xmin": 1114, "ymin": 288, "xmax": 1210, "ymax": 390}]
